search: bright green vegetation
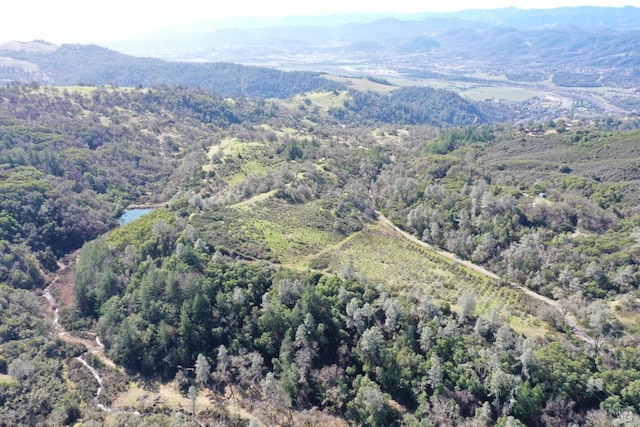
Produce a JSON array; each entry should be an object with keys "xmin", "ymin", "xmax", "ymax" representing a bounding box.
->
[
  {"xmin": 225, "ymin": 160, "xmax": 270, "ymax": 186},
  {"xmin": 209, "ymin": 138, "xmax": 267, "ymax": 160},
  {"xmin": 105, "ymin": 209, "xmax": 176, "ymax": 251},
  {"xmin": 193, "ymin": 198, "xmax": 345, "ymax": 265},
  {"xmin": 611, "ymin": 297, "xmax": 640, "ymax": 334}
]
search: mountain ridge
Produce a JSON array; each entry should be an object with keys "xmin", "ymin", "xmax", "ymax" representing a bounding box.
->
[{"xmin": 101, "ymin": 7, "xmax": 640, "ymax": 92}]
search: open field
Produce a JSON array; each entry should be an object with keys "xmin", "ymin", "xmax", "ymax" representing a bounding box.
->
[
  {"xmin": 384, "ymin": 77, "xmax": 542, "ymax": 103},
  {"xmin": 225, "ymin": 160, "xmax": 270, "ymax": 186},
  {"xmin": 461, "ymin": 86, "xmax": 538, "ymax": 102},
  {"xmin": 279, "ymin": 89, "xmax": 351, "ymax": 113},
  {"xmin": 385, "ymin": 77, "xmax": 462, "ymax": 91},
  {"xmin": 229, "ymin": 190, "xmax": 277, "ymax": 209},
  {"xmin": 113, "ymin": 381, "xmax": 213, "ymax": 412},
  {"xmin": 322, "ymin": 74, "xmax": 398, "ymax": 93},
  {"xmin": 207, "ymin": 138, "xmax": 267, "ymax": 161}
]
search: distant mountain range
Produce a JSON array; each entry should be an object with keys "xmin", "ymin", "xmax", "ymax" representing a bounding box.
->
[
  {"xmin": 0, "ymin": 41, "xmax": 488, "ymax": 126},
  {"xmin": 107, "ymin": 6, "xmax": 640, "ymax": 89},
  {"xmin": 116, "ymin": 6, "xmax": 640, "ymax": 35},
  {"xmin": 1, "ymin": 7, "xmax": 639, "ymax": 121},
  {"xmin": 428, "ymin": 6, "xmax": 640, "ymax": 30},
  {"xmin": 0, "ymin": 41, "xmax": 340, "ymax": 98},
  {"xmin": 2, "ymin": 7, "xmax": 640, "ymax": 91}
]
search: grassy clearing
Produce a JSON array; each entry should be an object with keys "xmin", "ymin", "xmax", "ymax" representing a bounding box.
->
[
  {"xmin": 229, "ymin": 190, "xmax": 277, "ymax": 209},
  {"xmin": 509, "ymin": 315, "xmax": 549, "ymax": 338},
  {"xmin": 252, "ymin": 217, "xmax": 337, "ymax": 265},
  {"xmin": 371, "ymin": 128, "xmax": 411, "ymax": 145},
  {"xmin": 225, "ymin": 160, "xmax": 270, "ymax": 186},
  {"xmin": 204, "ymin": 137, "xmax": 281, "ymax": 188},
  {"xmin": 461, "ymin": 86, "xmax": 537, "ymax": 102},
  {"xmin": 237, "ymin": 199, "xmax": 341, "ymax": 265},
  {"xmin": 208, "ymin": 138, "xmax": 266, "ymax": 160},
  {"xmin": 316, "ymin": 222, "xmax": 549, "ymax": 335},
  {"xmin": 195, "ymin": 198, "xmax": 344, "ymax": 265},
  {"xmin": 322, "ymin": 75, "xmax": 397, "ymax": 93},
  {"xmin": 386, "ymin": 78, "xmax": 464, "ymax": 91},
  {"xmin": 113, "ymin": 381, "xmax": 212, "ymax": 412},
  {"xmin": 383, "ymin": 77, "xmax": 538, "ymax": 103},
  {"xmin": 53, "ymin": 86, "xmax": 97, "ymax": 93},
  {"xmin": 306, "ymin": 90, "xmax": 351, "ymax": 108},
  {"xmin": 281, "ymin": 90, "xmax": 351, "ymax": 113},
  {"xmin": 610, "ymin": 299, "xmax": 640, "ymax": 334},
  {"xmin": 0, "ymin": 374, "xmax": 18, "ymax": 388},
  {"xmin": 113, "ymin": 382, "xmax": 146, "ymax": 408}
]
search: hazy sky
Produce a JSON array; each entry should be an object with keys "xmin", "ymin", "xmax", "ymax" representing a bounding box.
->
[{"xmin": 1, "ymin": 0, "xmax": 639, "ymax": 44}]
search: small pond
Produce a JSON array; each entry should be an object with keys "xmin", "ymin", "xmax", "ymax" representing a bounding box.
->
[{"xmin": 118, "ymin": 208, "xmax": 154, "ymax": 225}]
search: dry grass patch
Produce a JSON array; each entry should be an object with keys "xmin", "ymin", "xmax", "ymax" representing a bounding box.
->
[
  {"xmin": 322, "ymin": 75, "xmax": 397, "ymax": 93},
  {"xmin": 0, "ymin": 374, "xmax": 18, "ymax": 387},
  {"xmin": 229, "ymin": 190, "xmax": 277, "ymax": 209},
  {"xmin": 461, "ymin": 86, "xmax": 537, "ymax": 102},
  {"xmin": 207, "ymin": 138, "xmax": 266, "ymax": 161},
  {"xmin": 113, "ymin": 382, "xmax": 211, "ymax": 412},
  {"xmin": 610, "ymin": 298, "xmax": 640, "ymax": 334}
]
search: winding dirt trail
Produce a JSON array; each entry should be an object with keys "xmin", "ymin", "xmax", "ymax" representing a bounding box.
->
[
  {"xmin": 376, "ymin": 212, "xmax": 595, "ymax": 345},
  {"xmin": 42, "ymin": 253, "xmax": 127, "ymax": 412}
]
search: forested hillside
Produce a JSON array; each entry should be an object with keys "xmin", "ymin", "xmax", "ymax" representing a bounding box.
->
[
  {"xmin": 0, "ymin": 42, "xmax": 341, "ymax": 98},
  {"xmin": 1, "ymin": 84, "xmax": 640, "ymax": 426},
  {"xmin": 0, "ymin": 84, "xmax": 246, "ymax": 290},
  {"xmin": 0, "ymin": 82, "xmax": 487, "ymax": 295},
  {"xmin": 334, "ymin": 87, "xmax": 485, "ymax": 126}
]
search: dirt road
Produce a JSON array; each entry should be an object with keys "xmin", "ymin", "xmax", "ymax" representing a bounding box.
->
[{"xmin": 42, "ymin": 253, "xmax": 122, "ymax": 412}]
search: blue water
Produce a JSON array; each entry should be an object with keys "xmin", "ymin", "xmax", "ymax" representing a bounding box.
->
[{"xmin": 118, "ymin": 208, "xmax": 154, "ymax": 225}]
